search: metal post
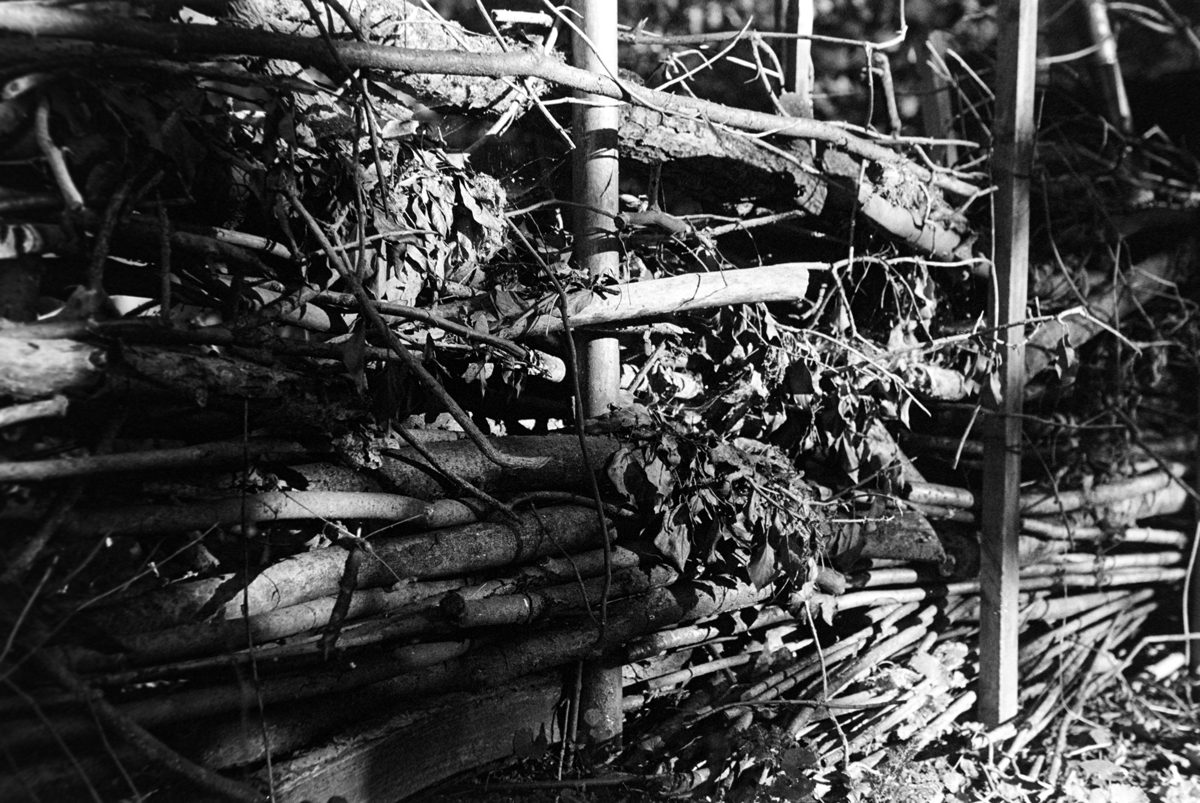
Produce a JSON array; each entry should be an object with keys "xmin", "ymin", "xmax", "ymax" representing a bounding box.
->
[
  {"xmin": 571, "ymin": 0, "xmax": 622, "ymax": 746},
  {"xmin": 572, "ymin": 0, "xmax": 620, "ymax": 418}
]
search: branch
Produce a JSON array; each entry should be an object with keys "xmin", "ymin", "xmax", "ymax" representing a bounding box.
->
[
  {"xmin": 0, "ymin": 395, "xmax": 69, "ymax": 429},
  {"xmin": 0, "ymin": 6, "xmax": 980, "ymax": 197},
  {"xmin": 0, "ymin": 439, "xmax": 314, "ymax": 483},
  {"xmin": 501, "ymin": 262, "xmax": 821, "ymax": 338},
  {"xmin": 33, "ymin": 491, "xmax": 469, "ymax": 538},
  {"xmin": 316, "ymin": 290, "xmax": 566, "ymax": 381},
  {"xmin": 34, "ymin": 96, "xmax": 84, "ymax": 211},
  {"xmin": 0, "ymin": 598, "xmax": 263, "ymax": 802}
]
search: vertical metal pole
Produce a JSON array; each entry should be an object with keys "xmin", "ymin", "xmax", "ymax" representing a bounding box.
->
[
  {"xmin": 571, "ymin": 0, "xmax": 622, "ymax": 746},
  {"xmin": 979, "ymin": 0, "xmax": 1037, "ymax": 728},
  {"xmin": 572, "ymin": 0, "xmax": 620, "ymax": 418}
]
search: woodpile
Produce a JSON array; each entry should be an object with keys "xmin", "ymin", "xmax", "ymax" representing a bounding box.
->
[{"xmin": 0, "ymin": 0, "xmax": 1197, "ymax": 800}]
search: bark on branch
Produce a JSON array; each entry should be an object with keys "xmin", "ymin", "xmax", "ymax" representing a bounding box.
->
[
  {"xmin": 0, "ymin": 5, "xmax": 979, "ymax": 198},
  {"xmin": 501, "ymin": 263, "xmax": 818, "ymax": 337}
]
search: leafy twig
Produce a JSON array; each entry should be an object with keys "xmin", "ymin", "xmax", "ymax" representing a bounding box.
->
[{"xmin": 282, "ymin": 179, "xmax": 545, "ymax": 469}]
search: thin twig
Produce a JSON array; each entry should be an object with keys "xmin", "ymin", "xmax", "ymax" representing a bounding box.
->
[
  {"xmin": 508, "ymin": 224, "xmax": 613, "ymax": 637},
  {"xmin": 388, "ymin": 424, "xmax": 520, "ymax": 524},
  {"xmin": 1, "ymin": 676, "xmax": 104, "ymax": 803},
  {"xmin": 40, "ymin": 642, "xmax": 263, "ymax": 801},
  {"xmin": 157, "ymin": 196, "xmax": 172, "ymax": 320},
  {"xmin": 34, "ymin": 96, "xmax": 84, "ymax": 211},
  {"xmin": 87, "ymin": 172, "xmax": 138, "ymax": 296},
  {"xmin": 238, "ymin": 400, "xmax": 276, "ymax": 801}
]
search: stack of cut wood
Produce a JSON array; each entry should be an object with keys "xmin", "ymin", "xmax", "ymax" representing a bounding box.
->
[{"xmin": 0, "ymin": 0, "xmax": 1198, "ymax": 800}]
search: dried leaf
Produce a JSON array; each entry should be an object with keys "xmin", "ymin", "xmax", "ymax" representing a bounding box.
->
[
  {"xmin": 653, "ymin": 507, "xmax": 691, "ymax": 571},
  {"xmin": 747, "ymin": 539, "xmax": 775, "ymax": 588}
]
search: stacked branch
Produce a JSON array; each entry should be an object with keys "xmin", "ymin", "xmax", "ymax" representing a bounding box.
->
[{"xmin": 1, "ymin": 0, "xmax": 1197, "ymax": 800}]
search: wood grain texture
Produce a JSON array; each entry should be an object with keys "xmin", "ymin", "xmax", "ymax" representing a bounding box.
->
[
  {"xmin": 269, "ymin": 672, "xmax": 564, "ymax": 802},
  {"xmin": 979, "ymin": 0, "xmax": 1038, "ymax": 728}
]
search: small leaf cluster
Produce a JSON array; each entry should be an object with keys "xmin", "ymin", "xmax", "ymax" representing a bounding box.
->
[{"xmin": 602, "ymin": 407, "xmax": 831, "ymax": 589}]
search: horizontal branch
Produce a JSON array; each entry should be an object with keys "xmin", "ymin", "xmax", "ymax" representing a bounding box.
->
[
  {"xmin": 0, "ymin": 6, "xmax": 979, "ymax": 197},
  {"xmin": 0, "ymin": 439, "xmax": 315, "ymax": 484},
  {"xmin": 504, "ymin": 263, "xmax": 818, "ymax": 337},
  {"xmin": 85, "ymin": 505, "xmax": 604, "ymax": 633},
  {"xmin": 46, "ymin": 491, "xmax": 478, "ymax": 538},
  {"xmin": 372, "ymin": 433, "xmax": 621, "ymax": 500},
  {"xmin": 7, "ymin": 579, "xmax": 773, "ymax": 753},
  {"xmin": 0, "ymin": 394, "xmax": 69, "ymax": 429},
  {"xmin": 1020, "ymin": 465, "xmax": 1188, "ymax": 516}
]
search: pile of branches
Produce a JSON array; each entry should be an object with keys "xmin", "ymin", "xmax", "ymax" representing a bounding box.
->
[{"xmin": 1, "ymin": 0, "xmax": 1199, "ymax": 800}]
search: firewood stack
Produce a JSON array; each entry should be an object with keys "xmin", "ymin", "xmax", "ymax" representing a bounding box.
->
[{"xmin": 1, "ymin": 0, "xmax": 1198, "ymax": 800}]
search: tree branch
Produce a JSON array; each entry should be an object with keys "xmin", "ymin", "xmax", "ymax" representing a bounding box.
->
[{"xmin": 0, "ymin": 5, "xmax": 980, "ymax": 197}]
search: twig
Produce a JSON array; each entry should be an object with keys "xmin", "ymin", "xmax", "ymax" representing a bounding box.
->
[
  {"xmin": 388, "ymin": 425, "xmax": 520, "ymax": 524},
  {"xmin": 320, "ymin": 530, "xmax": 364, "ymax": 657},
  {"xmin": 235, "ymin": 401, "xmax": 276, "ymax": 801},
  {"xmin": 0, "ymin": 438, "xmax": 313, "ymax": 483},
  {"xmin": 654, "ymin": 16, "xmax": 753, "ymax": 94},
  {"xmin": 34, "ymin": 96, "xmax": 84, "ymax": 211},
  {"xmin": 508, "ymin": 491, "xmax": 636, "ymax": 519},
  {"xmin": 508, "ymin": 225, "xmax": 613, "ymax": 637},
  {"xmin": 282, "ymin": 179, "xmax": 545, "ymax": 469},
  {"xmin": 87, "ymin": 172, "xmax": 137, "ymax": 296},
  {"xmin": 1, "ymin": 676, "xmax": 105, "ymax": 803},
  {"xmin": 156, "ymin": 198, "xmax": 172, "ymax": 320},
  {"xmin": 38, "ymin": 639, "xmax": 263, "ymax": 801}
]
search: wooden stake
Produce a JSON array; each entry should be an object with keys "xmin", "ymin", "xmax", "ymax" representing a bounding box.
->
[{"xmin": 979, "ymin": 0, "xmax": 1037, "ymax": 728}]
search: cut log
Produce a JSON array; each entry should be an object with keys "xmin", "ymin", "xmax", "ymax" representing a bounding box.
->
[
  {"xmin": 441, "ymin": 565, "xmax": 678, "ymax": 628},
  {"xmin": 5, "ymin": 579, "xmax": 771, "ymax": 755},
  {"xmin": 1020, "ymin": 465, "xmax": 1187, "ymax": 515},
  {"xmin": 263, "ymin": 672, "xmax": 563, "ymax": 803},
  {"xmin": 830, "ymin": 507, "xmax": 947, "ymax": 567}
]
